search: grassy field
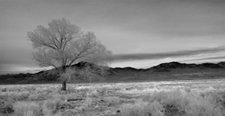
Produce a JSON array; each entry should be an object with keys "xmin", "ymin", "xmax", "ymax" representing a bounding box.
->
[{"xmin": 1, "ymin": 79, "xmax": 225, "ymax": 116}]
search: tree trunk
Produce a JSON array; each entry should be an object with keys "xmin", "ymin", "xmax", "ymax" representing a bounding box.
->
[
  {"xmin": 61, "ymin": 80, "xmax": 67, "ymax": 91},
  {"xmin": 61, "ymin": 66, "xmax": 67, "ymax": 91}
]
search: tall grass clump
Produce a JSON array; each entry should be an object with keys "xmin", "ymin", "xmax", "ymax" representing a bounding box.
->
[
  {"xmin": 28, "ymin": 91, "xmax": 50, "ymax": 101},
  {"xmin": 120, "ymin": 90, "xmax": 225, "ymax": 116},
  {"xmin": 6, "ymin": 91, "xmax": 30, "ymax": 101},
  {"xmin": 13, "ymin": 102, "xmax": 42, "ymax": 116},
  {"xmin": 120, "ymin": 99, "xmax": 164, "ymax": 116},
  {"xmin": 0, "ymin": 100, "xmax": 14, "ymax": 114},
  {"xmin": 42, "ymin": 98, "xmax": 65, "ymax": 115},
  {"xmin": 103, "ymin": 96, "xmax": 122, "ymax": 106}
]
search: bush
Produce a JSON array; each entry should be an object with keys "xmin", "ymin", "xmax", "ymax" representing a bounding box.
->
[
  {"xmin": 120, "ymin": 99, "xmax": 153, "ymax": 116},
  {"xmin": 13, "ymin": 101, "xmax": 42, "ymax": 116},
  {"xmin": 28, "ymin": 93, "xmax": 44, "ymax": 101},
  {"xmin": 81, "ymin": 96, "xmax": 96, "ymax": 108},
  {"xmin": 0, "ymin": 100, "xmax": 14, "ymax": 114},
  {"xmin": 147, "ymin": 90, "xmax": 225, "ymax": 116},
  {"xmin": 120, "ymin": 90, "xmax": 225, "ymax": 116},
  {"xmin": 103, "ymin": 96, "xmax": 122, "ymax": 106},
  {"xmin": 9, "ymin": 91, "xmax": 30, "ymax": 101},
  {"xmin": 42, "ymin": 98, "xmax": 64, "ymax": 115},
  {"xmin": 120, "ymin": 99, "xmax": 165, "ymax": 116}
]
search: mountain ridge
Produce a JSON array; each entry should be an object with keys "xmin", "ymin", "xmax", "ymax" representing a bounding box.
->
[{"xmin": 0, "ymin": 61, "xmax": 225, "ymax": 84}]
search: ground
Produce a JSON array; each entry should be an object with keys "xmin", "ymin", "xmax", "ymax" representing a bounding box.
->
[{"xmin": 1, "ymin": 79, "xmax": 225, "ymax": 116}]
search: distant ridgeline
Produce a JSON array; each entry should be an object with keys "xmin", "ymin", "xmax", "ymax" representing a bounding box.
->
[{"xmin": 0, "ymin": 61, "xmax": 225, "ymax": 84}]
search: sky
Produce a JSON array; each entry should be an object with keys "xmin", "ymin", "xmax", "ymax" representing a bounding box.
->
[{"xmin": 0, "ymin": 0, "xmax": 225, "ymax": 74}]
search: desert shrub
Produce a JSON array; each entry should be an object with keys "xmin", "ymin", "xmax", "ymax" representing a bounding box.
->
[
  {"xmin": 86, "ymin": 87, "xmax": 107, "ymax": 99},
  {"xmin": 5, "ymin": 87, "xmax": 19, "ymax": 92},
  {"xmin": 103, "ymin": 96, "xmax": 122, "ymax": 106},
  {"xmin": 82, "ymin": 96, "xmax": 94, "ymax": 108},
  {"xmin": 81, "ymin": 95, "xmax": 99, "ymax": 109},
  {"xmin": 183, "ymin": 92, "xmax": 224, "ymax": 116},
  {"xmin": 13, "ymin": 101, "xmax": 42, "ymax": 116},
  {"xmin": 97, "ymin": 87, "xmax": 108, "ymax": 96},
  {"xmin": 42, "ymin": 102, "xmax": 63, "ymax": 116},
  {"xmin": 0, "ymin": 92, "xmax": 8, "ymax": 101},
  {"xmin": 51, "ymin": 94, "xmax": 66, "ymax": 102},
  {"xmin": 86, "ymin": 89, "xmax": 100, "ymax": 98},
  {"xmin": 120, "ymin": 99, "xmax": 154, "ymax": 116},
  {"xmin": 79, "ymin": 93, "xmax": 102, "ymax": 110},
  {"xmin": 78, "ymin": 87, "xmax": 108, "ymax": 109},
  {"xmin": 148, "ymin": 101, "xmax": 165, "ymax": 116},
  {"xmin": 28, "ymin": 94, "xmax": 43, "ymax": 101},
  {"xmin": 23, "ymin": 86, "xmax": 36, "ymax": 92},
  {"xmin": 9, "ymin": 91, "xmax": 30, "ymax": 101},
  {"xmin": 66, "ymin": 88, "xmax": 88, "ymax": 99},
  {"xmin": 141, "ymin": 90, "xmax": 225, "ymax": 116},
  {"xmin": 0, "ymin": 100, "xmax": 14, "ymax": 114},
  {"xmin": 28, "ymin": 91, "xmax": 51, "ymax": 101},
  {"xmin": 4, "ymin": 91, "xmax": 30, "ymax": 101},
  {"xmin": 120, "ymin": 99, "xmax": 165, "ymax": 116},
  {"xmin": 42, "ymin": 98, "xmax": 65, "ymax": 115},
  {"xmin": 66, "ymin": 87, "xmax": 78, "ymax": 93},
  {"xmin": 1, "ymin": 88, "xmax": 7, "ymax": 92},
  {"xmin": 146, "ymin": 90, "xmax": 188, "ymax": 116},
  {"xmin": 66, "ymin": 93, "xmax": 80, "ymax": 100}
]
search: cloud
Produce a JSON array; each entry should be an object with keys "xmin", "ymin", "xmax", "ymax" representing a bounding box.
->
[
  {"xmin": 111, "ymin": 46, "xmax": 225, "ymax": 68},
  {"xmin": 113, "ymin": 46, "xmax": 225, "ymax": 61},
  {"xmin": 0, "ymin": 64, "xmax": 51, "ymax": 74}
]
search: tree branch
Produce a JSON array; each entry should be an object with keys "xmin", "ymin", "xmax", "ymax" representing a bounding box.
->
[{"xmin": 68, "ymin": 38, "xmax": 92, "ymax": 66}]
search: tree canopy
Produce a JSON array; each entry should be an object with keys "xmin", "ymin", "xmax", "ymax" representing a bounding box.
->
[{"xmin": 28, "ymin": 18, "xmax": 112, "ymax": 69}]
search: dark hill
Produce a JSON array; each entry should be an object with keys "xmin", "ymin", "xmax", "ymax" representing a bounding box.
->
[
  {"xmin": 0, "ymin": 61, "xmax": 225, "ymax": 84},
  {"xmin": 218, "ymin": 62, "xmax": 225, "ymax": 67},
  {"xmin": 151, "ymin": 62, "xmax": 225, "ymax": 71}
]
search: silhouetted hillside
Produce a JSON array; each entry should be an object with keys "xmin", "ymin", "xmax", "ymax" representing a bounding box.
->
[
  {"xmin": 151, "ymin": 62, "xmax": 225, "ymax": 71},
  {"xmin": 0, "ymin": 61, "xmax": 225, "ymax": 84}
]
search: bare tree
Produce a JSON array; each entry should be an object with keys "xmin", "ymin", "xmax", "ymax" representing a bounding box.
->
[{"xmin": 28, "ymin": 18, "xmax": 112, "ymax": 90}]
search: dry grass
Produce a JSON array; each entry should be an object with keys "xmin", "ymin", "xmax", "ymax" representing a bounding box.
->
[{"xmin": 0, "ymin": 79, "xmax": 225, "ymax": 116}]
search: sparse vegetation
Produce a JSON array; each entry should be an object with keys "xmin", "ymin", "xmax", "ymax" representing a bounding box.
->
[{"xmin": 1, "ymin": 79, "xmax": 225, "ymax": 116}]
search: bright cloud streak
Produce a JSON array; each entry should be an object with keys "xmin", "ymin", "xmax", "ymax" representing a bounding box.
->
[{"xmin": 110, "ymin": 51, "xmax": 225, "ymax": 68}]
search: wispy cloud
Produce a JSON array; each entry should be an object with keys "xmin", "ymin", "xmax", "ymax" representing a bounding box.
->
[
  {"xmin": 113, "ymin": 46, "xmax": 225, "ymax": 61},
  {"xmin": 111, "ymin": 46, "xmax": 225, "ymax": 68}
]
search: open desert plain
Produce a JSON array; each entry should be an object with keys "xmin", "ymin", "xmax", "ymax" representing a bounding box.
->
[{"xmin": 1, "ymin": 78, "xmax": 225, "ymax": 116}]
